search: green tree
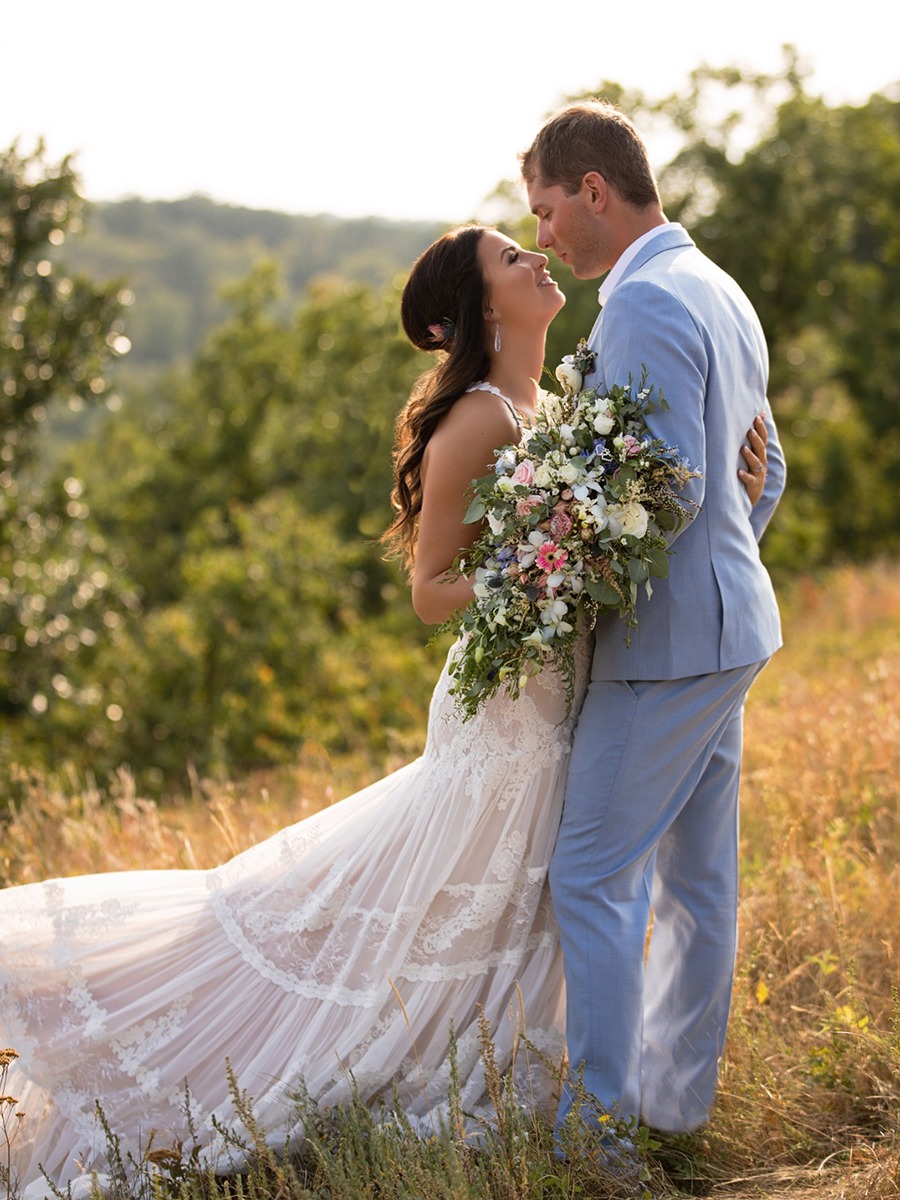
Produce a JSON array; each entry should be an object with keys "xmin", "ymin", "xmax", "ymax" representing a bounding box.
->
[
  {"xmin": 671, "ymin": 75, "xmax": 900, "ymax": 559},
  {"xmin": 90, "ymin": 493, "xmax": 390, "ymax": 784},
  {"xmin": 68, "ymin": 264, "xmax": 437, "ymax": 788},
  {"xmin": 0, "ymin": 142, "xmax": 126, "ymax": 470},
  {"xmin": 0, "ymin": 143, "xmax": 130, "ymax": 740}
]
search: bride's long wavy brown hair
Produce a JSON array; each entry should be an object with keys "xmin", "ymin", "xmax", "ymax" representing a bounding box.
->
[{"xmin": 383, "ymin": 225, "xmax": 491, "ymax": 570}]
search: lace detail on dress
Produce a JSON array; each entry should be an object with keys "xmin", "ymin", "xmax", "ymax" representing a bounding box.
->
[
  {"xmin": 0, "ymin": 634, "xmax": 590, "ymax": 1190},
  {"xmin": 465, "ymin": 381, "xmax": 525, "ymax": 427}
]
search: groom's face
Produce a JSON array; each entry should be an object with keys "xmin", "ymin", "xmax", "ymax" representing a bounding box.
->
[{"xmin": 527, "ymin": 177, "xmax": 610, "ymax": 280}]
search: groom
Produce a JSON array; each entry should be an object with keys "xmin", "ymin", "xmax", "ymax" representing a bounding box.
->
[{"xmin": 521, "ymin": 103, "xmax": 785, "ymax": 1140}]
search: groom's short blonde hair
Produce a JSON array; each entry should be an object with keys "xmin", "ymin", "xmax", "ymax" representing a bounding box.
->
[{"xmin": 520, "ymin": 100, "xmax": 660, "ymax": 209}]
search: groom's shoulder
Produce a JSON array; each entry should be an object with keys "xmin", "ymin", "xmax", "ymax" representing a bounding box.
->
[
  {"xmin": 623, "ymin": 227, "xmax": 701, "ymax": 286},
  {"xmin": 635, "ymin": 235, "xmax": 752, "ymax": 304}
]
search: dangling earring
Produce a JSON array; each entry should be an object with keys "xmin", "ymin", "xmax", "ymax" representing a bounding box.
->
[{"xmin": 494, "ymin": 322, "xmax": 502, "ymax": 353}]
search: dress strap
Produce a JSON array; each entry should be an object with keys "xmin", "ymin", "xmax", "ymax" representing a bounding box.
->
[{"xmin": 465, "ymin": 381, "xmax": 524, "ymax": 426}]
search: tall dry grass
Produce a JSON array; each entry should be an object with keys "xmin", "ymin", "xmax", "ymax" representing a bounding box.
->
[
  {"xmin": 1, "ymin": 562, "xmax": 898, "ymax": 1197},
  {"xmin": 710, "ymin": 563, "xmax": 900, "ymax": 1196}
]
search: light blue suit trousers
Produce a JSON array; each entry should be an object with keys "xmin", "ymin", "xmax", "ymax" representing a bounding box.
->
[{"xmin": 551, "ymin": 661, "xmax": 764, "ymax": 1131}]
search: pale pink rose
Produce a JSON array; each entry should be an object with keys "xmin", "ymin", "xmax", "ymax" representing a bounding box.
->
[
  {"xmin": 512, "ymin": 460, "xmax": 536, "ymax": 486},
  {"xmin": 622, "ymin": 435, "xmax": 642, "ymax": 457},
  {"xmin": 516, "ymin": 494, "xmax": 543, "ymax": 516}
]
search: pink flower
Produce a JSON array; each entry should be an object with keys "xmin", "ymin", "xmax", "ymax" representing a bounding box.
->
[
  {"xmin": 512, "ymin": 460, "xmax": 536, "ymax": 486},
  {"xmin": 426, "ymin": 319, "xmax": 455, "ymax": 344},
  {"xmin": 622, "ymin": 435, "xmax": 642, "ymax": 457},
  {"xmin": 535, "ymin": 541, "xmax": 568, "ymax": 573},
  {"xmin": 550, "ymin": 505, "xmax": 573, "ymax": 539},
  {"xmin": 516, "ymin": 494, "xmax": 543, "ymax": 517}
]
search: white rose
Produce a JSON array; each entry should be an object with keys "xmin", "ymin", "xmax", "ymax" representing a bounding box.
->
[
  {"xmin": 537, "ymin": 390, "xmax": 563, "ymax": 424},
  {"xmin": 606, "ymin": 500, "xmax": 650, "ymax": 539},
  {"xmin": 558, "ymin": 460, "xmax": 584, "ymax": 485},
  {"xmin": 555, "ymin": 360, "xmax": 583, "ymax": 395},
  {"xmin": 592, "ymin": 403, "xmax": 615, "ymax": 436}
]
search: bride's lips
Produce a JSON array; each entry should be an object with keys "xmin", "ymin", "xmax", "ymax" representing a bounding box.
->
[{"xmin": 538, "ymin": 273, "xmax": 557, "ymax": 287}]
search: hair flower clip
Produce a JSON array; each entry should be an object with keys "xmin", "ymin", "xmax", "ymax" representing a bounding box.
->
[{"xmin": 426, "ymin": 318, "xmax": 456, "ymax": 345}]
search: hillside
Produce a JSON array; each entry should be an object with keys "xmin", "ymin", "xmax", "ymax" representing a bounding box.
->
[{"xmin": 62, "ymin": 195, "xmax": 446, "ymax": 374}]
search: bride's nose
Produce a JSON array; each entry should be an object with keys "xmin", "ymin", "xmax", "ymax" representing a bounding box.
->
[{"xmin": 531, "ymin": 250, "xmax": 549, "ymax": 268}]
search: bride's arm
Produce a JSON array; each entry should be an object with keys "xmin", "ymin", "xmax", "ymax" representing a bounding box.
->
[{"xmin": 412, "ymin": 393, "xmax": 519, "ymax": 626}]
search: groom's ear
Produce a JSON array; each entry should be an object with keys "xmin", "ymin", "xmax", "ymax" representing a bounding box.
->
[{"xmin": 581, "ymin": 172, "xmax": 608, "ymax": 212}]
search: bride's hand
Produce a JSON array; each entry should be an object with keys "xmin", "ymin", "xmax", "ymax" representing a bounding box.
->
[{"xmin": 738, "ymin": 414, "xmax": 769, "ymax": 505}]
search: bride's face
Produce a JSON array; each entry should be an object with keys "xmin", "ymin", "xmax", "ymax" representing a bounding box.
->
[{"xmin": 477, "ymin": 230, "xmax": 565, "ymax": 336}]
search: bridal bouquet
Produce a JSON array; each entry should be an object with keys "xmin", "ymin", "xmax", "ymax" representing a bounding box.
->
[{"xmin": 441, "ymin": 342, "xmax": 698, "ymax": 719}]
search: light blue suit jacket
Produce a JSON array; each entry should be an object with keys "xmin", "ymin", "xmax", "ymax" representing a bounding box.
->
[{"xmin": 586, "ymin": 224, "xmax": 785, "ymax": 680}]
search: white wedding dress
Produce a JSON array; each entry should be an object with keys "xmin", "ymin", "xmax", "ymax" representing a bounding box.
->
[{"xmin": 1, "ymin": 635, "xmax": 589, "ymax": 1192}]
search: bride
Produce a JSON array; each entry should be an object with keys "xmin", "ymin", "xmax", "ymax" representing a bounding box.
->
[{"xmin": 0, "ymin": 224, "xmax": 768, "ymax": 1193}]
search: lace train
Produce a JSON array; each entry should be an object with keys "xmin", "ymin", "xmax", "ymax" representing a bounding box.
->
[{"xmin": 1, "ymin": 638, "xmax": 588, "ymax": 1188}]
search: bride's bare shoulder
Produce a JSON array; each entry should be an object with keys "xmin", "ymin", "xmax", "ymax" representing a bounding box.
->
[{"xmin": 432, "ymin": 388, "xmax": 516, "ymax": 447}]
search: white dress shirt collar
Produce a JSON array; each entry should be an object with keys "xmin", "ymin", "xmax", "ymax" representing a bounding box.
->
[{"xmin": 597, "ymin": 222, "xmax": 678, "ymax": 306}]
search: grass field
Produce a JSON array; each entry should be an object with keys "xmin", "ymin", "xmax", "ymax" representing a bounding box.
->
[{"xmin": 2, "ymin": 563, "xmax": 898, "ymax": 1198}]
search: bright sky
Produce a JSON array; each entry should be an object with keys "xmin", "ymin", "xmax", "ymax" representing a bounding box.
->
[{"xmin": 6, "ymin": 0, "xmax": 897, "ymax": 223}]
